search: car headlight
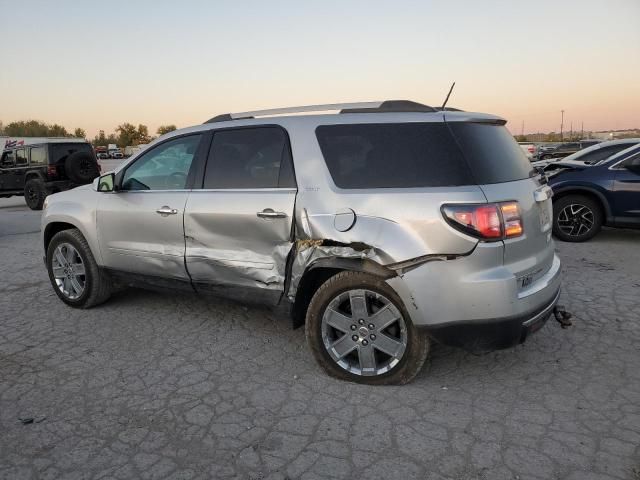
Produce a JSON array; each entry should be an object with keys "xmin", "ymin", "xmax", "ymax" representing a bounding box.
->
[{"xmin": 43, "ymin": 197, "xmax": 49, "ymax": 210}]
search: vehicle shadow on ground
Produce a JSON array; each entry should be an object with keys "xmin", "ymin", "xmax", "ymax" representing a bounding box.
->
[{"xmin": 105, "ymin": 284, "xmax": 545, "ymax": 387}]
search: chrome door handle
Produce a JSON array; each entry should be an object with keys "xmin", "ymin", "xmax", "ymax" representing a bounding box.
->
[
  {"xmin": 257, "ymin": 208, "xmax": 287, "ymax": 219},
  {"xmin": 156, "ymin": 206, "xmax": 178, "ymax": 216}
]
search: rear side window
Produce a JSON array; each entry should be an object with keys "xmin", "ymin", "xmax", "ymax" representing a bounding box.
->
[
  {"xmin": 316, "ymin": 123, "xmax": 472, "ymax": 189},
  {"xmin": 50, "ymin": 143, "xmax": 93, "ymax": 164},
  {"xmin": 15, "ymin": 148, "xmax": 27, "ymax": 166},
  {"xmin": 204, "ymin": 127, "xmax": 295, "ymax": 189},
  {"xmin": 30, "ymin": 146, "xmax": 47, "ymax": 165},
  {"xmin": 448, "ymin": 123, "xmax": 533, "ymax": 184}
]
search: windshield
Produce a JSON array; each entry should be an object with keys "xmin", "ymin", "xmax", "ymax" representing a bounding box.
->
[
  {"xmin": 559, "ymin": 141, "xmax": 639, "ymax": 165},
  {"xmin": 597, "ymin": 143, "xmax": 640, "ymax": 166}
]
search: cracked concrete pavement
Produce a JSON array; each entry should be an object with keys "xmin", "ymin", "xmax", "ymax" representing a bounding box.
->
[{"xmin": 0, "ymin": 196, "xmax": 639, "ymax": 480}]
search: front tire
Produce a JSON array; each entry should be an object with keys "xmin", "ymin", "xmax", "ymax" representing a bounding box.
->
[
  {"xmin": 552, "ymin": 194, "xmax": 603, "ymax": 242},
  {"xmin": 305, "ymin": 271, "xmax": 429, "ymax": 385},
  {"xmin": 46, "ymin": 229, "xmax": 112, "ymax": 308}
]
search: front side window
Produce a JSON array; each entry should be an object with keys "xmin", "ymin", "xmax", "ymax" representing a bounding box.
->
[
  {"xmin": 203, "ymin": 127, "xmax": 294, "ymax": 189},
  {"xmin": 121, "ymin": 134, "xmax": 202, "ymax": 191},
  {"xmin": 15, "ymin": 148, "xmax": 27, "ymax": 166},
  {"xmin": 30, "ymin": 146, "xmax": 46, "ymax": 165},
  {"xmin": 618, "ymin": 153, "xmax": 640, "ymax": 169},
  {"xmin": 0, "ymin": 150, "xmax": 15, "ymax": 168}
]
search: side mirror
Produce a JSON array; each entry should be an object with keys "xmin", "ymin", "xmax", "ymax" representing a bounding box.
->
[{"xmin": 98, "ymin": 173, "xmax": 115, "ymax": 192}]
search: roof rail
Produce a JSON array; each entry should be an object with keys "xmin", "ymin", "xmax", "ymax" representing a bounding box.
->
[{"xmin": 204, "ymin": 100, "xmax": 439, "ymax": 123}]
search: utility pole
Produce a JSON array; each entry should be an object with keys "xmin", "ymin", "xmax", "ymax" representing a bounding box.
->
[
  {"xmin": 570, "ymin": 121, "xmax": 573, "ymax": 140},
  {"xmin": 521, "ymin": 120, "xmax": 524, "ymax": 137},
  {"xmin": 581, "ymin": 121, "xmax": 584, "ymax": 139},
  {"xmin": 560, "ymin": 110, "xmax": 564, "ymax": 141}
]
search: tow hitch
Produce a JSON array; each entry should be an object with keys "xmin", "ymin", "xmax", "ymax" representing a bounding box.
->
[{"xmin": 553, "ymin": 305, "xmax": 573, "ymax": 329}]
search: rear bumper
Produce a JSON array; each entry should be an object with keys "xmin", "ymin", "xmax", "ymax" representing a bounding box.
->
[
  {"xmin": 422, "ymin": 287, "xmax": 560, "ymax": 352},
  {"xmin": 386, "ymin": 244, "xmax": 562, "ymax": 352}
]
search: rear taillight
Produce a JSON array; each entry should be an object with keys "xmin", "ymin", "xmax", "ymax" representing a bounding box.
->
[
  {"xmin": 528, "ymin": 146, "xmax": 535, "ymax": 153},
  {"xmin": 47, "ymin": 165, "xmax": 57, "ymax": 178},
  {"xmin": 442, "ymin": 202, "xmax": 523, "ymax": 241},
  {"xmin": 500, "ymin": 202, "xmax": 523, "ymax": 238}
]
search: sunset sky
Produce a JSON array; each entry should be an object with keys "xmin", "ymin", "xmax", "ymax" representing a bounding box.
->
[{"xmin": 1, "ymin": 0, "xmax": 638, "ymax": 138}]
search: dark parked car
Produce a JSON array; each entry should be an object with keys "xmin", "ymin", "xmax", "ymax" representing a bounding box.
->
[
  {"xmin": 0, "ymin": 139, "xmax": 100, "ymax": 210},
  {"xmin": 536, "ymin": 138, "xmax": 640, "ymax": 170},
  {"xmin": 538, "ymin": 140, "xmax": 601, "ymax": 160},
  {"xmin": 547, "ymin": 144, "xmax": 640, "ymax": 241}
]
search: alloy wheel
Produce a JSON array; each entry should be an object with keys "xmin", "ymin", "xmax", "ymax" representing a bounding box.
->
[
  {"xmin": 557, "ymin": 203, "xmax": 594, "ymax": 237},
  {"xmin": 321, "ymin": 289, "xmax": 407, "ymax": 376},
  {"xmin": 51, "ymin": 242, "xmax": 86, "ymax": 300}
]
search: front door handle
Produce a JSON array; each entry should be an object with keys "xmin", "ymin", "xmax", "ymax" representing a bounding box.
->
[
  {"xmin": 257, "ymin": 208, "xmax": 287, "ymax": 219},
  {"xmin": 156, "ymin": 206, "xmax": 178, "ymax": 216}
]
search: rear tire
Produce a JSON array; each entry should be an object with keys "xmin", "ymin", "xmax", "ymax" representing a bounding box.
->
[
  {"xmin": 552, "ymin": 194, "xmax": 603, "ymax": 242},
  {"xmin": 46, "ymin": 228, "xmax": 112, "ymax": 308},
  {"xmin": 305, "ymin": 271, "xmax": 429, "ymax": 385},
  {"xmin": 24, "ymin": 179, "xmax": 45, "ymax": 210}
]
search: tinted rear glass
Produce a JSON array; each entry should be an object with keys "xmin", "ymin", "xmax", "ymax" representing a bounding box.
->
[
  {"xmin": 448, "ymin": 123, "xmax": 533, "ymax": 184},
  {"xmin": 316, "ymin": 123, "xmax": 473, "ymax": 188},
  {"xmin": 50, "ymin": 143, "xmax": 93, "ymax": 164}
]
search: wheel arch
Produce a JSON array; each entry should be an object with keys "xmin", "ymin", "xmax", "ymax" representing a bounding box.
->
[
  {"xmin": 44, "ymin": 222, "xmax": 79, "ymax": 251},
  {"xmin": 24, "ymin": 170, "xmax": 45, "ymax": 183},
  {"xmin": 553, "ymin": 186, "xmax": 611, "ymax": 220},
  {"xmin": 290, "ymin": 257, "xmax": 394, "ymax": 329}
]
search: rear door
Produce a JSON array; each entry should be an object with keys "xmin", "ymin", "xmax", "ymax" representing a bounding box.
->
[
  {"xmin": 184, "ymin": 126, "xmax": 296, "ymax": 304},
  {"xmin": 449, "ymin": 122, "xmax": 555, "ymax": 289},
  {"xmin": 14, "ymin": 148, "xmax": 29, "ymax": 190}
]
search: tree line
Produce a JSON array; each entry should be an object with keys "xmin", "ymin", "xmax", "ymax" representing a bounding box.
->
[{"xmin": 0, "ymin": 120, "xmax": 177, "ymax": 147}]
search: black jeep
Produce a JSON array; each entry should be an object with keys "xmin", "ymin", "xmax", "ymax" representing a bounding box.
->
[{"xmin": 0, "ymin": 140, "xmax": 100, "ymax": 210}]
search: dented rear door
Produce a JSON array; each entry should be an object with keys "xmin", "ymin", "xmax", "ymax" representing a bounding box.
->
[{"xmin": 183, "ymin": 126, "xmax": 296, "ymax": 304}]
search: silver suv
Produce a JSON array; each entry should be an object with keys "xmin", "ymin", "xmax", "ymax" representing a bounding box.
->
[{"xmin": 41, "ymin": 100, "xmax": 561, "ymax": 384}]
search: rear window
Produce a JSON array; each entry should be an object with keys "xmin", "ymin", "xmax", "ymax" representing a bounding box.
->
[
  {"xmin": 316, "ymin": 123, "xmax": 473, "ymax": 189},
  {"xmin": 50, "ymin": 143, "xmax": 93, "ymax": 164},
  {"xmin": 448, "ymin": 123, "xmax": 533, "ymax": 184}
]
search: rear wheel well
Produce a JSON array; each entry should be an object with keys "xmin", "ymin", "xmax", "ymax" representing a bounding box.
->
[
  {"xmin": 291, "ymin": 267, "xmax": 342, "ymax": 329},
  {"xmin": 25, "ymin": 172, "xmax": 43, "ymax": 183},
  {"xmin": 290, "ymin": 258, "xmax": 394, "ymax": 329},
  {"xmin": 44, "ymin": 222, "xmax": 77, "ymax": 251},
  {"xmin": 553, "ymin": 190, "xmax": 606, "ymax": 218}
]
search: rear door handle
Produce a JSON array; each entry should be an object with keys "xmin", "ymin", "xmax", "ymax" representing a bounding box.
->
[
  {"xmin": 156, "ymin": 206, "xmax": 178, "ymax": 216},
  {"xmin": 257, "ymin": 208, "xmax": 287, "ymax": 219}
]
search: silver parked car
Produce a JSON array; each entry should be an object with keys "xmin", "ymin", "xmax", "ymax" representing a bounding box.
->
[{"xmin": 41, "ymin": 100, "xmax": 561, "ymax": 384}]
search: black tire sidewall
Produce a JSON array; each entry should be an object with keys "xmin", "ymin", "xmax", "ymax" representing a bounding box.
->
[
  {"xmin": 552, "ymin": 195, "xmax": 602, "ymax": 242},
  {"xmin": 305, "ymin": 272, "xmax": 428, "ymax": 385},
  {"xmin": 65, "ymin": 152, "xmax": 99, "ymax": 184},
  {"xmin": 46, "ymin": 230, "xmax": 95, "ymax": 307},
  {"xmin": 24, "ymin": 179, "xmax": 44, "ymax": 210}
]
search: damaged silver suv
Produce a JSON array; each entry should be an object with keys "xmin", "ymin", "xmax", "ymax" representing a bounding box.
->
[{"xmin": 41, "ymin": 100, "xmax": 561, "ymax": 384}]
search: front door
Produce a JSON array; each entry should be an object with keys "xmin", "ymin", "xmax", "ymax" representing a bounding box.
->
[
  {"xmin": 97, "ymin": 133, "xmax": 204, "ymax": 279},
  {"xmin": 0, "ymin": 150, "xmax": 16, "ymax": 191},
  {"xmin": 184, "ymin": 126, "xmax": 297, "ymax": 304},
  {"xmin": 611, "ymin": 152, "xmax": 640, "ymax": 226}
]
